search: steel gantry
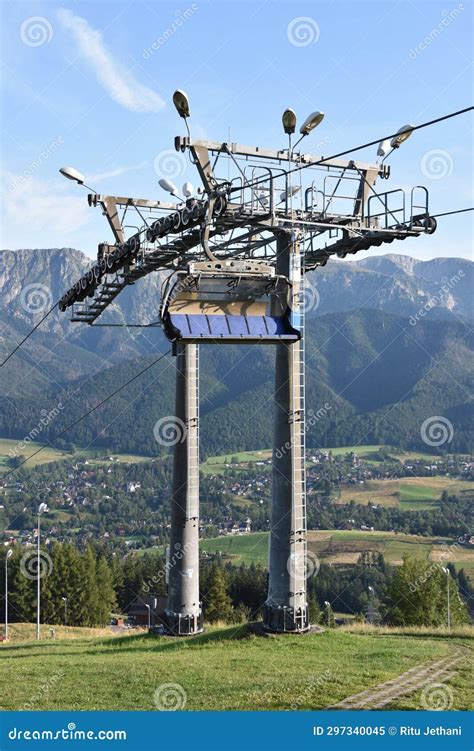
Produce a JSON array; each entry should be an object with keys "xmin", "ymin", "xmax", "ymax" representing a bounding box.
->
[{"xmin": 58, "ymin": 91, "xmax": 437, "ymax": 634}]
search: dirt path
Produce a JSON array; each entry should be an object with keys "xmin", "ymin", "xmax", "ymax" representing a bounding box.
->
[{"xmin": 329, "ymin": 650, "xmax": 465, "ymax": 709}]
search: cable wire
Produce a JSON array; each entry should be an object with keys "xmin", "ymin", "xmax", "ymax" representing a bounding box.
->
[
  {"xmin": 2, "ymin": 348, "xmax": 173, "ymax": 479},
  {"xmin": 228, "ymin": 106, "xmax": 474, "ymax": 195},
  {"xmin": 0, "ymin": 301, "xmax": 59, "ymax": 367}
]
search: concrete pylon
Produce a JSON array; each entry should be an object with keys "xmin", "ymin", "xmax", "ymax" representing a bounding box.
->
[
  {"xmin": 165, "ymin": 342, "xmax": 203, "ymax": 635},
  {"xmin": 264, "ymin": 231, "xmax": 309, "ymax": 632}
]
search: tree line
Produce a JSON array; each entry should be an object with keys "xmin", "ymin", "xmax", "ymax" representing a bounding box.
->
[{"xmin": 0, "ymin": 544, "xmax": 470, "ymax": 629}]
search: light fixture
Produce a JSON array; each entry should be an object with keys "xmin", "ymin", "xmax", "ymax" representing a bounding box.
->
[
  {"xmin": 282, "ymin": 108, "xmax": 297, "ymax": 135},
  {"xmin": 299, "ymin": 111, "xmax": 325, "ymax": 136},
  {"xmin": 159, "ymin": 178, "xmax": 178, "ymax": 195},
  {"xmin": 6, "ymin": 549, "xmax": 13, "ymax": 560},
  {"xmin": 173, "ymin": 89, "xmax": 191, "ymax": 138},
  {"xmin": 390, "ymin": 124, "xmax": 414, "ymax": 149},
  {"xmin": 38, "ymin": 503, "xmax": 48, "ymax": 515},
  {"xmin": 182, "ymin": 182, "xmax": 194, "ymax": 198},
  {"xmin": 173, "ymin": 89, "xmax": 190, "ymax": 118},
  {"xmin": 59, "ymin": 167, "xmax": 96, "ymax": 193},
  {"xmin": 377, "ymin": 139, "xmax": 390, "ymax": 158},
  {"xmin": 59, "ymin": 166, "xmax": 85, "ymax": 184},
  {"xmin": 279, "ymin": 185, "xmax": 301, "ymax": 202}
]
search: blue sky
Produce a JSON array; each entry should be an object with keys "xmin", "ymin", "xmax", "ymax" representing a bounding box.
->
[{"xmin": 1, "ymin": 0, "xmax": 472, "ymax": 260}]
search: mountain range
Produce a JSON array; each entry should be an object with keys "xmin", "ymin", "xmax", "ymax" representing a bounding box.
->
[{"xmin": 1, "ymin": 248, "xmax": 472, "ymax": 456}]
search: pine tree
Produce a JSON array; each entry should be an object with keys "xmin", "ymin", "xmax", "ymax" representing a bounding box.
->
[
  {"xmin": 95, "ymin": 555, "xmax": 116, "ymax": 625},
  {"xmin": 205, "ymin": 566, "xmax": 234, "ymax": 623}
]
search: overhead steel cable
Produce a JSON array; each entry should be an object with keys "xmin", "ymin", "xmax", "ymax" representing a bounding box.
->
[
  {"xmin": 227, "ymin": 106, "xmax": 474, "ymax": 196},
  {"xmin": 0, "ymin": 301, "xmax": 59, "ymax": 367},
  {"xmin": 2, "ymin": 348, "xmax": 172, "ymax": 479}
]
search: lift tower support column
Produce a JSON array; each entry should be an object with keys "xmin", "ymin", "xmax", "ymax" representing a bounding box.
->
[
  {"xmin": 264, "ymin": 230, "xmax": 309, "ymax": 632},
  {"xmin": 165, "ymin": 343, "xmax": 203, "ymax": 635}
]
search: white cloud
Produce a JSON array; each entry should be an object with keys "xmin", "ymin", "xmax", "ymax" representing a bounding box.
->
[
  {"xmin": 1, "ymin": 170, "xmax": 92, "ymax": 239},
  {"xmin": 88, "ymin": 161, "xmax": 148, "ymax": 182},
  {"xmin": 57, "ymin": 9, "xmax": 165, "ymax": 113}
]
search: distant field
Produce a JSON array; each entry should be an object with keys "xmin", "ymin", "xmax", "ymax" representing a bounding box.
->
[
  {"xmin": 0, "ymin": 437, "xmax": 154, "ymax": 474},
  {"xmin": 201, "ymin": 530, "xmax": 474, "ymax": 571},
  {"xmin": 337, "ymin": 476, "xmax": 474, "ymax": 510},
  {"xmin": 0, "ymin": 624, "xmax": 471, "ymax": 710}
]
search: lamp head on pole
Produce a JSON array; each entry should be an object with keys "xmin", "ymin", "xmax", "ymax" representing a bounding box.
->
[
  {"xmin": 59, "ymin": 166, "xmax": 85, "ymax": 185},
  {"xmin": 6, "ymin": 549, "xmax": 13, "ymax": 560},
  {"xmin": 390, "ymin": 124, "xmax": 414, "ymax": 149},
  {"xmin": 282, "ymin": 108, "xmax": 297, "ymax": 135},
  {"xmin": 299, "ymin": 111, "xmax": 325, "ymax": 136},
  {"xmin": 38, "ymin": 503, "xmax": 48, "ymax": 515},
  {"xmin": 173, "ymin": 89, "xmax": 190, "ymax": 119}
]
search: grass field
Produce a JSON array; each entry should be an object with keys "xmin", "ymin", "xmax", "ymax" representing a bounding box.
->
[
  {"xmin": 0, "ymin": 437, "xmax": 155, "ymax": 474},
  {"xmin": 0, "ymin": 623, "xmax": 471, "ymax": 711},
  {"xmin": 336, "ymin": 476, "xmax": 474, "ymax": 510},
  {"xmin": 201, "ymin": 530, "xmax": 474, "ymax": 570}
]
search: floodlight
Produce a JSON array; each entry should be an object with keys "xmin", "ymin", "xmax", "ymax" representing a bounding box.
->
[
  {"xmin": 59, "ymin": 166, "xmax": 85, "ymax": 184},
  {"xmin": 377, "ymin": 139, "xmax": 390, "ymax": 157},
  {"xmin": 159, "ymin": 178, "xmax": 178, "ymax": 195},
  {"xmin": 390, "ymin": 124, "xmax": 414, "ymax": 148},
  {"xmin": 182, "ymin": 182, "xmax": 194, "ymax": 197},
  {"xmin": 299, "ymin": 111, "xmax": 325, "ymax": 136},
  {"xmin": 279, "ymin": 185, "xmax": 301, "ymax": 201},
  {"xmin": 282, "ymin": 108, "xmax": 297, "ymax": 135},
  {"xmin": 173, "ymin": 90, "xmax": 190, "ymax": 119}
]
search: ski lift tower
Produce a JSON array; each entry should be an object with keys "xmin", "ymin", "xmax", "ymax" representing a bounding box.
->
[{"xmin": 58, "ymin": 91, "xmax": 436, "ymax": 635}]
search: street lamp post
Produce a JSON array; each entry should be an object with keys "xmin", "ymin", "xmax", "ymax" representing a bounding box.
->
[
  {"xmin": 145, "ymin": 604, "xmax": 151, "ymax": 630},
  {"xmin": 324, "ymin": 600, "xmax": 331, "ymax": 628},
  {"xmin": 442, "ymin": 567, "xmax": 451, "ymax": 629},
  {"xmin": 36, "ymin": 503, "xmax": 48, "ymax": 641},
  {"xmin": 5, "ymin": 549, "xmax": 13, "ymax": 640},
  {"xmin": 62, "ymin": 597, "xmax": 68, "ymax": 627}
]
